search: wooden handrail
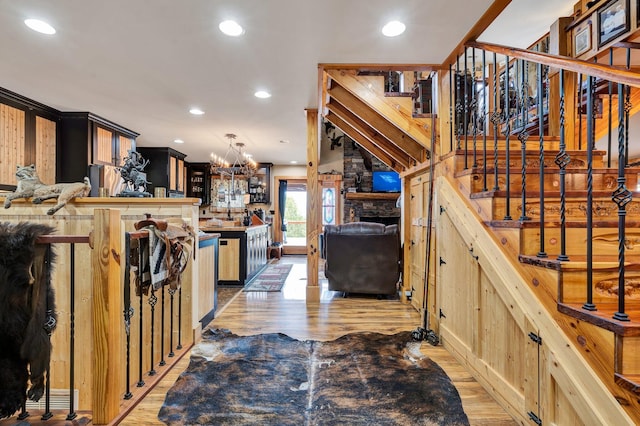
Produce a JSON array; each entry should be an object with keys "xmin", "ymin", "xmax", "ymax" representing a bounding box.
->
[
  {"xmin": 36, "ymin": 235, "xmax": 90, "ymax": 244},
  {"xmin": 466, "ymin": 40, "xmax": 640, "ymax": 88}
]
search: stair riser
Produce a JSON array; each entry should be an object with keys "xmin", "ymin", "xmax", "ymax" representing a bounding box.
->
[
  {"xmin": 618, "ymin": 336, "xmax": 640, "ymax": 376},
  {"xmin": 490, "ymin": 198, "xmax": 640, "ymax": 222},
  {"xmin": 559, "ymin": 270, "xmax": 640, "ymax": 305},
  {"xmin": 470, "ymin": 172, "xmax": 640, "ymax": 194},
  {"xmin": 520, "ymin": 227, "xmax": 640, "ymax": 257},
  {"xmin": 454, "ymin": 149, "xmax": 603, "ymax": 172}
]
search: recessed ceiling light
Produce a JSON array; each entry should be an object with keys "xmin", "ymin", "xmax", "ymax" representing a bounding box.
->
[
  {"xmin": 382, "ymin": 20, "xmax": 405, "ymax": 37},
  {"xmin": 290, "ymin": 161, "xmax": 297, "ymax": 164},
  {"xmin": 219, "ymin": 20, "xmax": 244, "ymax": 36},
  {"xmin": 24, "ymin": 19, "xmax": 56, "ymax": 35},
  {"xmin": 254, "ymin": 90, "xmax": 271, "ymax": 99},
  {"xmin": 173, "ymin": 139, "xmax": 184, "ymax": 144},
  {"xmin": 189, "ymin": 107, "xmax": 204, "ymax": 115}
]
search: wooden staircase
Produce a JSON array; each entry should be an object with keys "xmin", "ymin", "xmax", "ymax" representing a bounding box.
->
[{"xmin": 451, "ymin": 141, "xmax": 640, "ymax": 402}]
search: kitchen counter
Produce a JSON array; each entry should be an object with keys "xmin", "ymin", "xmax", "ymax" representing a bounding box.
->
[{"xmin": 200, "ymin": 224, "xmax": 269, "ymax": 285}]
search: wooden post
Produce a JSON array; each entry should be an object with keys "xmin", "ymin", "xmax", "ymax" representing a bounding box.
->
[
  {"xmin": 91, "ymin": 208, "xmax": 123, "ymax": 424},
  {"xmin": 306, "ymin": 108, "xmax": 321, "ymax": 303}
]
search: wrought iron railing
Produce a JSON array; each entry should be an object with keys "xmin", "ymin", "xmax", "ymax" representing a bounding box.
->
[{"xmin": 446, "ymin": 40, "xmax": 640, "ymax": 323}]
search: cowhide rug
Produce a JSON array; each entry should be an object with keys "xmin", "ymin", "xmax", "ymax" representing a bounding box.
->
[{"xmin": 159, "ymin": 329, "xmax": 469, "ymax": 426}]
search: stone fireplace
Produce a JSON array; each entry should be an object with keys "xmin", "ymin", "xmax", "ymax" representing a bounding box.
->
[{"xmin": 343, "ymin": 139, "xmax": 401, "ymax": 225}]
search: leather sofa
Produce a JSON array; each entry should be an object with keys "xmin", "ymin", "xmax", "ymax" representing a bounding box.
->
[{"xmin": 323, "ymin": 222, "xmax": 401, "ymax": 295}]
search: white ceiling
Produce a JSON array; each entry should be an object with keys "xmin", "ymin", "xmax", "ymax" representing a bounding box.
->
[{"xmin": 0, "ymin": 0, "xmax": 574, "ymax": 166}]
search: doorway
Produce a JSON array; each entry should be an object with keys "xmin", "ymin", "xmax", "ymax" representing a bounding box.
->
[{"xmin": 274, "ymin": 177, "xmax": 307, "ymax": 255}]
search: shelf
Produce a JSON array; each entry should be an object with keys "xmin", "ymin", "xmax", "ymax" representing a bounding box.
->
[{"xmin": 345, "ymin": 192, "xmax": 400, "ymax": 200}]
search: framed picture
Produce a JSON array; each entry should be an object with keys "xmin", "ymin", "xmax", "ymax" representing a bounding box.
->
[
  {"xmin": 598, "ymin": 0, "xmax": 630, "ymax": 47},
  {"xmin": 574, "ymin": 22, "xmax": 592, "ymax": 56}
]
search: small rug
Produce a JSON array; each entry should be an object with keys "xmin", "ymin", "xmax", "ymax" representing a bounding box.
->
[
  {"xmin": 243, "ymin": 263, "xmax": 293, "ymax": 292},
  {"xmin": 158, "ymin": 330, "xmax": 470, "ymax": 425}
]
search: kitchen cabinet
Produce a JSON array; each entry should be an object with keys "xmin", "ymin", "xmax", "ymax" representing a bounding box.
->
[
  {"xmin": 248, "ymin": 163, "xmax": 272, "ymax": 204},
  {"xmin": 187, "ymin": 162, "xmax": 211, "ymax": 206},
  {"xmin": 201, "ymin": 224, "xmax": 269, "ymax": 285},
  {"xmin": 136, "ymin": 147, "xmax": 187, "ymax": 197},
  {"xmin": 58, "ymin": 112, "xmax": 139, "ymax": 184}
]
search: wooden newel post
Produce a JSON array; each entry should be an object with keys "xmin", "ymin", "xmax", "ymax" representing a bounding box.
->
[{"xmin": 91, "ymin": 209, "xmax": 123, "ymax": 424}]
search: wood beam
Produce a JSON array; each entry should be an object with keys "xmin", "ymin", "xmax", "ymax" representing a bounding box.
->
[
  {"xmin": 326, "ymin": 101, "xmax": 413, "ymax": 168},
  {"xmin": 305, "ymin": 108, "xmax": 320, "ymax": 304},
  {"xmin": 327, "ymin": 69, "xmax": 432, "ymax": 147},
  {"xmin": 442, "ymin": 0, "xmax": 512, "ymax": 67},
  {"xmin": 328, "ymin": 83, "xmax": 426, "ymax": 162},
  {"xmin": 320, "ymin": 63, "xmax": 438, "ymax": 72},
  {"xmin": 325, "ymin": 111, "xmax": 404, "ymax": 173}
]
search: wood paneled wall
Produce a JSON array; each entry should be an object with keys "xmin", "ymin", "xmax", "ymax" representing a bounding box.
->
[
  {"xmin": 0, "ymin": 104, "xmax": 26, "ymax": 185},
  {"xmin": 35, "ymin": 115, "xmax": 56, "ymax": 184},
  {"xmin": 435, "ymin": 176, "xmax": 634, "ymax": 425}
]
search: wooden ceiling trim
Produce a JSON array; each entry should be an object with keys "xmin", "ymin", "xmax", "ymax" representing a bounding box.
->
[
  {"xmin": 325, "ymin": 112, "xmax": 404, "ymax": 173},
  {"xmin": 326, "ymin": 101, "xmax": 414, "ymax": 168},
  {"xmin": 327, "ymin": 69, "xmax": 432, "ymax": 147},
  {"xmin": 328, "ymin": 84, "xmax": 425, "ymax": 162}
]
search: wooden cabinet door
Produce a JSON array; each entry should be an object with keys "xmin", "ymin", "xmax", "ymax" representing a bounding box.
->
[
  {"xmin": 219, "ymin": 238, "xmax": 240, "ymax": 281},
  {"xmin": 177, "ymin": 158, "xmax": 184, "ymax": 192},
  {"xmin": 0, "ymin": 104, "xmax": 26, "ymax": 185},
  {"xmin": 169, "ymin": 155, "xmax": 177, "ymax": 190},
  {"xmin": 35, "ymin": 116, "xmax": 56, "ymax": 184},
  {"xmin": 94, "ymin": 126, "xmax": 114, "ymax": 165},
  {"xmin": 117, "ymin": 135, "xmax": 134, "ymax": 168}
]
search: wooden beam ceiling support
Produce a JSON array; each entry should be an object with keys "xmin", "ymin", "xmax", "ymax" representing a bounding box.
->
[
  {"xmin": 442, "ymin": 0, "xmax": 512, "ymax": 67},
  {"xmin": 325, "ymin": 112, "xmax": 404, "ymax": 173},
  {"xmin": 327, "ymin": 69, "xmax": 432, "ymax": 147},
  {"xmin": 328, "ymin": 84, "xmax": 426, "ymax": 163},
  {"xmin": 326, "ymin": 100, "xmax": 413, "ymax": 168}
]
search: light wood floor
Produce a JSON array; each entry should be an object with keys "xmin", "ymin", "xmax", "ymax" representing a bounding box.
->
[{"xmin": 120, "ymin": 256, "xmax": 516, "ymax": 425}]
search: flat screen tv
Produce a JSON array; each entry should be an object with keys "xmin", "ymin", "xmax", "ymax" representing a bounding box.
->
[{"xmin": 372, "ymin": 171, "xmax": 401, "ymax": 193}]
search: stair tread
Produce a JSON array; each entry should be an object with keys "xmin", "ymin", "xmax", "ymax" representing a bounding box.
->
[
  {"xmin": 457, "ymin": 166, "xmax": 640, "ymax": 175},
  {"xmin": 615, "ymin": 373, "xmax": 640, "ymax": 395},
  {"xmin": 470, "ymin": 189, "xmax": 640, "ymax": 198},
  {"xmin": 558, "ymin": 302, "xmax": 640, "ymax": 336},
  {"xmin": 519, "ymin": 254, "xmax": 640, "ymax": 271}
]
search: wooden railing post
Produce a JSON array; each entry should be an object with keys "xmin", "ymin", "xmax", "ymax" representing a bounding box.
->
[{"xmin": 91, "ymin": 208, "xmax": 123, "ymax": 424}]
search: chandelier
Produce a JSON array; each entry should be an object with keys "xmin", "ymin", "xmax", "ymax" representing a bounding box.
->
[{"xmin": 210, "ymin": 133, "xmax": 257, "ymax": 177}]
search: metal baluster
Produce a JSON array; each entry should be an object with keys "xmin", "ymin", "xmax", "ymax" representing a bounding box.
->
[
  {"xmin": 471, "ymin": 48, "xmax": 478, "ymax": 167},
  {"xmin": 137, "ymin": 238, "xmax": 146, "ymax": 387},
  {"xmin": 123, "ymin": 234, "xmax": 134, "ymax": 400},
  {"xmin": 537, "ymin": 61, "xmax": 547, "ymax": 258},
  {"xmin": 168, "ymin": 288, "xmax": 176, "ymax": 357},
  {"xmin": 583, "ymin": 76, "xmax": 596, "ymax": 312},
  {"xmin": 519, "ymin": 59, "xmax": 530, "ymax": 222},
  {"xmin": 503, "ymin": 56, "xmax": 512, "ymax": 220},
  {"xmin": 177, "ymin": 287, "xmax": 183, "ymax": 350},
  {"xmin": 482, "ymin": 49, "xmax": 488, "ymax": 191},
  {"xmin": 613, "ymin": 81, "xmax": 631, "ymax": 322},
  {"xmin": 492, "ymin": 53, "xmax": 500, "ymax": 191},
  {"xmin": 159, "ymin": 285, "xmax": 166, "ymax": 366},
  {"xmin": 455, "ymin": 56, "xmax": 462, "ymax": 150},
  {"xmin": 64, "ymin": 244, "xmax": 77, "ymax": 420},
  {"xmin": 555, "ymin": 70, "xmax": 570, "ymax": 261},
  {"xmin": 624, "ymin": 48, "xmax": 631, "ymax": 166},
  {"xmin": 578, "ymin": 73, "xmax": 583, "ymax": 150},
  {"xmin": 17, "ymin": 401, "xmax": 29, "ymax": 420},
  {"xmin": 449, "ymin": 64, "xmax": 454, "ymax": 153},
  {"xmin": 42, "ymin": 244, "xmax": 56, "ymax": 421},
  {"xmin": 607, "ymin": 48, "xmax": 613, "ymax": 167},
  {"xmin": 464, "ymin": 49, "xmax": 469, "ymax": 169},
  {"xmin": 148, "ymin": 288, "xmax": 158, "ymax": 375}
]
